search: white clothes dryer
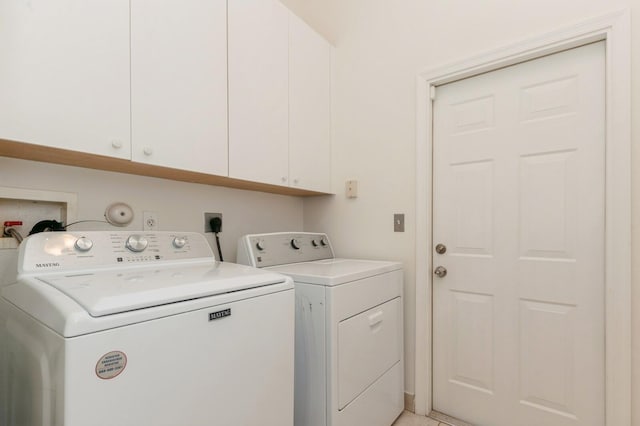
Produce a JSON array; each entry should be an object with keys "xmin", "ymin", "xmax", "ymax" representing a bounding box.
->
[
  {"xmin": 0, "ymin": 231, "xmax": 294, "ymax": 426},
  {"xmin": 237, "ymin": 232, "xmax": 404, "ymax": 426}
]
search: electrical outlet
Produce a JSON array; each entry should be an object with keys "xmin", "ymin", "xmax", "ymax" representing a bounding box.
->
[
  {"xmin": 204, "ymin": 212, "xmax": 223, "ymax": 233},
  {"xmin": 143, "ymin": 211, "xmax": 158, "ymax": 231}
]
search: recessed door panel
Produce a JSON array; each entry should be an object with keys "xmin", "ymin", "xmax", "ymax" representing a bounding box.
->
[
  {"xmin": 519, "ymin": 300, "xmax": 576, "ymax": 418},
  {"xmin": 450, "ymin": 291, "xmax": 494, "ymax": 394},
  {"xmin": 452, "ymin": 161, "xmax": 494, "ymax": 255},
  {"xmin": 451, "ymin": 96, "xmax": 495, "ymax": 135},
  {"xmin": 520, "ymin": 76, "xmax": 578, "ymax": 122},
  {"xmin": 519, "ymin": 151, "xmax": 576, "ymax": 259}
]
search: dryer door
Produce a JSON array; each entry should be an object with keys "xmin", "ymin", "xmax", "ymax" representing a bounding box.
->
[{"xmin": 337, "ymin": 296, "xmax": 401, "ymax": 408}]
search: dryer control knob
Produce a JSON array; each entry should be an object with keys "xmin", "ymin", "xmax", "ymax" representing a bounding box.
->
[
  {"xmin": 320, "ymin": 237, "xmax": 328, "ymax": 246},
  {"xmin": 311, "ymin": 239, "xmax": 319, "ymax": 247},
  {"xmin": 290, "ymin": 238, "xmax": 301, "ymax": 250},
  {"xmin": 172, "ymin": 236, "xmax": 187, "ymax": 249},
  {"xmin": 74, "ymin": 237, "xmax": 93, "ymax": 252},
  {"xmin": 126, "ymin": 235, "xmax": 148, "ymax": 252},
  {"xmin": 256, "ymin": 240, "xmax": 266, "ymax": 251}
]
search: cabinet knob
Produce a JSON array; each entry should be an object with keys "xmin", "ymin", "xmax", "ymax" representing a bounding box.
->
[
  {"xmin": 111, "ymin": 140, "xmax": 123, "ymax": 149},
  {"xmin": 281, "ymin": 176, "xmax": 287, "ymax": 183},
  {"xmin": 143, "ymin": 147, "xmax": 153, "ymax": 156},
  {"xmin": 293, "ymin": 178, "xmax": 299, "ymax": 185}
]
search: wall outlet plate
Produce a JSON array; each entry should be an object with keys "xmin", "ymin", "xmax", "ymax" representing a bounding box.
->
[
  {"xmin": 204, "ymin": 212, "xmax": 222, "ymax": 233},
  {"xmin": 143, "ymin": 211, "xmax": 158, "ymax": 231}
]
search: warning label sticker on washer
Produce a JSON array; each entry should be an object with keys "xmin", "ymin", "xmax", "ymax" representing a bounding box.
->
[{"xmin": 96, "ymin": 351, "xmax": 127, "ymax": 380}]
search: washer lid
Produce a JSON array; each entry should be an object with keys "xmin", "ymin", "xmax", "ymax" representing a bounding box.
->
[
  {"xmin": 36, "ymin": 261, "xmax": 287, "ymax": 317},
  {"xmin": 266, "ymin": 258, "xmax": 402, "ymax": 286}
]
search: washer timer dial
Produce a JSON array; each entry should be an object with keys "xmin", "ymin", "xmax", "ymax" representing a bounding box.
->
[
  {"xmin": 172, "ymin": 236, "xmax": 187, "ymax": 249},
  {"xmin": 125, "ymin": 235, "xmax": 149, "ymax": 252},
  {"xmin": 74, "ymin": 237, "xmax": 94, "ymax": 252}
]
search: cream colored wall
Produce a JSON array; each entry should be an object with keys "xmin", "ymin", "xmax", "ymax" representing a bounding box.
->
[
  {"xmin": 630, "ymin": 1, "xmax": 640, "ymax": 423},
  {"xmin": 284, "ymin": 0, "xmax": 639, "ymax": 421},
  {"xmin": 0, "ymin": 157, "xmax": 303, "ymax": 286}
]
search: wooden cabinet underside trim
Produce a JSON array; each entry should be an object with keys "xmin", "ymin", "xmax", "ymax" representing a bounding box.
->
[{"xmin": 0, "ymin": 138, "xmax": 331, "ymax": 197}]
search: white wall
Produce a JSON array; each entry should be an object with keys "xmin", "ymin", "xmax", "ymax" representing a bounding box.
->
[
  {"xmin": 0, "ymin": 157, "xmax": 303, "ymax": 286},
  {"xmin": 283, "ymin": 0, "xmax": 640, "ymax": 421}
]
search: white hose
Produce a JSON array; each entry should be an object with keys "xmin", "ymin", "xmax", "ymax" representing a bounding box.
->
[{"xmin": 4, "ymin": 228, "xmax": 24, "ymax": 244}]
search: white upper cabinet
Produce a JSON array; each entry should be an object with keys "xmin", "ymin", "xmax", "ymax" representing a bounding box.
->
[
  {"xmin": 228, "ymin": 1, "xmax": 332, "ymax": 192},
  {"xmin": 288, "ymin": 13, "xmax": 332, "ymax": 193},
  {"xmin": 0, "ymin": 0, "xmax": 331, "ymax": 194},
  {"xmin": 228, "ymin": 0, "xmax": 289, "ymax": 186},
  {"xmin": 0, "ymin": 0, "xmax": 131, "ymax": 158},
  {"xmin": 131, "ymin": 0, "xmax": 228, "ymax": 175}
]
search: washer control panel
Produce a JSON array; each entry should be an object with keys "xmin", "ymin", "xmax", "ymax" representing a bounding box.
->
[
  {"xmin": 18, "ymin": 231, "xmax": 214, "ymax": 275},
  {"xmin": 237, "ymin": 232, "xmax": 334, "ymax": 268}
]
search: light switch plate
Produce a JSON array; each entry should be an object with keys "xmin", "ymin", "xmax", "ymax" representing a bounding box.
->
[
  {"xmin": 346, "ymin": 180, "xmax": 358, "ymax": 198},
  {"xmin": 394, "ymin": 213, "xmax": 404, "ymax": 232}
]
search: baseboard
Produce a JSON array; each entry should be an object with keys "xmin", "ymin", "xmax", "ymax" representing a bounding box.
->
[
  {"xmin": 429, "ymin": 410, "xmax": 474, "ymax": 426},
  {"xmin": 404, "ymin": 392, "xmax": 415, "ymax": 413}
]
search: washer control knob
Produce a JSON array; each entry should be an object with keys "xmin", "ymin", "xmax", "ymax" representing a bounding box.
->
[
  {"xmin": 256, "ymin": 240, "xmax": 266, "ymax": 251},
  {"xmin": 311, "ymin": 239, "xmax": 319, "ymax": 247},
  {"xmin": 290, "ymin": 238, "xmax": 301, "ymax": 250},
  {"xmin": 320, "ymin": 237, "xmax": 328, "ymax": 247},
  {"xmin": 172, "ymin": 236, "xmax": 187, "ymax": 249},
  {"xmin": 126, "ymin": 235, "xmax": 148, "ymax": 252},
  {"xmin": 74, "ymin": 237, "xmax": 94, "ymax": 252}
]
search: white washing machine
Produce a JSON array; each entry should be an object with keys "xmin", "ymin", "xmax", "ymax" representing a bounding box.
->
[
  {"xmin": 0, "ymin": 231, "xmax": 294, "ymax": 426},
  {"xmin": 237, "ymin": 232, "xmax": 404, "ymax": 426}
]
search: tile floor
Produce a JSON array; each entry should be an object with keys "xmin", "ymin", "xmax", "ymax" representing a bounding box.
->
[{"xmin": 392, "ymin": 411, "xmax": 447, "ymax": 426}]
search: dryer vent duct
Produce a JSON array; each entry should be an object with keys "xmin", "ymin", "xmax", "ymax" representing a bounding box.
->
[{"xmin": 105, "ymin": 202, "xmax": 134, "ymax": 226}]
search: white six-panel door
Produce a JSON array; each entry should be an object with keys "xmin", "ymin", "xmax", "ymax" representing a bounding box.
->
[{"xmin": 432, "ymin": 42, "xmax": 605, "ymax": 426}]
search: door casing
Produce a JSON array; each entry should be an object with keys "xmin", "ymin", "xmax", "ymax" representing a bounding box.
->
[{"xmin": 414, "ymin": 9, "xmax": 631, "ymax": 425}]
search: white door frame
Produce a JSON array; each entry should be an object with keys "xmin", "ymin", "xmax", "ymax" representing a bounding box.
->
[{"xmin": 414, "ymin": 10, "xmax": 631, "ymax": 425}]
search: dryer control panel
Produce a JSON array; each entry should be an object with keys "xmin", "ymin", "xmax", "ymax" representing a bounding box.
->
[{"xmin": 237, "ymin": 232, "xmax": 334, "ymax": 268}]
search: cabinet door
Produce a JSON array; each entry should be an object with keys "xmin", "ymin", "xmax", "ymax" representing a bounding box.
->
[
  {"xmin": 131, "ymin": 0, "xmax": 228, "ymax": 175},
  {"xmin": 289, "ymin": 14, "xmax": 332, "ymax": 193},
  {"xmin": 228, "ymin": 0, "xmax": 289, "ymax": 186},
  {"xmin": 0, "ymin": 0, "xmax": 130, "ymax": 158}
]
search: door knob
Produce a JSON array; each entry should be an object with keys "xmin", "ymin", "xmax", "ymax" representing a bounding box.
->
[
  {"xmin": 435, "ymin": 243, "xmax": 447, "ymax": 254},
  {"xmin": 434, "ymin": 266, "xmax": 447, "ymax": 278}
]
